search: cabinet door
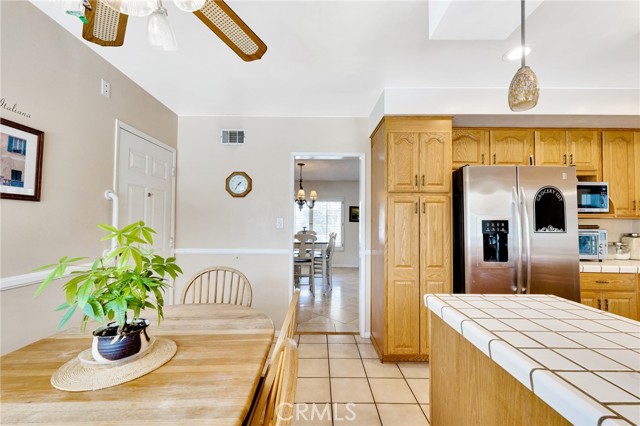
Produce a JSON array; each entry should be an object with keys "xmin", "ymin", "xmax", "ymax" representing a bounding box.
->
[
  {"xmin": 419, "ymin": 132, "xmax": 451, "ymax": 193},
  {"xmin": 534, "ymin": 130, "xmax": 567, "ymax": 167},
  {"xmin": 602, "ymin": 131, "xmax": 636, "ymax": 217},
  {"xmin": 490, "ymin": 129, "xmax": 534, "ymax": 165},
  {"xmin": 387, "ymin": 194, "xmax": 421, "ymax": 354},
  {"xmin": 568, "ymin": 130, "xmax": 601, "ymax": 178},
  {"xmin": 419, "ymin": 195, "xmax": 451, "ymax": 355},
  {"xmin": 452, "ymin": 129, "xmax": 489, "ymax": 169},
  {"xmin": 602, "ymin": 291, "xmax": 638, "ymax": 320},
  {"xmin": 388, "ymin": 132, "xmax": 420, "ymax": 192},
  {"xmin": 580, "ymin": 291, "xmax": 601, "ymax": 310}
]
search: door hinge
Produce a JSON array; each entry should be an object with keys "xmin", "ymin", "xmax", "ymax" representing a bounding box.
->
[
  {"xmin": 171, "ymin": 167, "xmax": 176, "ymax": 177},
  {"xmin": 169, "ymin": 237, "xmax": 175, "ymax": 249}
]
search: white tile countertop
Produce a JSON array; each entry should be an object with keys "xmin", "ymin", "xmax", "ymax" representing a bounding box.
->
[
  {"xmin": 580, "ymin": 260, "xmax": 640, "ymax": 273},
  {"xmin": 424, "ymin": 294, "xmax": 640, "ymax": 426}
]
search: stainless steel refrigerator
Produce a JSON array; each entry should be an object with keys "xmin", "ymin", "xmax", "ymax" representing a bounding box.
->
[{"xmin": 452, "ymin": 165, "xmax": 580, "ymax": 302}]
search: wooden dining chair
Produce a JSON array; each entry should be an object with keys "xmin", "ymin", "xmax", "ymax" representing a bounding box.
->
[
  {"xmin": 273, "ymin": 289, "xmax": 300, "ymax": 356},
  {"xmin": 246, "ymin": 338, "xmax": 299, "ymax": 426},
  {"xmin": 294, "ymin": 232, "xmax": 316, "ymax": 296},
  {"xmin": 180, "ymin": 266, "xmax": 253, "ymax": 306}
]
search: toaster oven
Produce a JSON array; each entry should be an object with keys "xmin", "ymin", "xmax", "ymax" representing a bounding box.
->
[{"xmin": 578, "ymin": 229, "xmax": 608, "ymax": 261}]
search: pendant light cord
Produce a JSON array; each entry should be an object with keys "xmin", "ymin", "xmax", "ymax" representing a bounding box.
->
[{"xmin": 521, "ymin": 0, "xmax": 526, "ymax": 68}]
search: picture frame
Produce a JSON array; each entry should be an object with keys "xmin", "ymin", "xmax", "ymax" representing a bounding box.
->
[
  {"xmin": 349, "ymin": 206, "xmax": 359, "ymax": 223},
  {"xmin": 1, "ymin": 118, "xmax": 44, "ymax": 201}
]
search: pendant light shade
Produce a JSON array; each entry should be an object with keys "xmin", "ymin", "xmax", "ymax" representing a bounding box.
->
[
  {"xmin": 148, "ymin": 5, "xmax": 178, "ymax": 51},
  {"xmin": 173, "ymin": 0, "xmax": 205, "ymax": 12},
  {"xmin": 508, "ymin": 0, "xmax": 539, "ymax": 111}
]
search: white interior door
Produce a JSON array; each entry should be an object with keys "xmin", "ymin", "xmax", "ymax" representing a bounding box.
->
[{"xmin": 116, "ymin": 122, "xmax": 176, "ymax": 258}]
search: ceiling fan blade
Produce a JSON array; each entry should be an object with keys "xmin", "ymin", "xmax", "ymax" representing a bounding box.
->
[
  {"xmin": 82, "ymin": 0, "xmax": 128, "ymax": 47},
  {"xmin": 193, "ymin": 0, "xmax": 267, "ymax": 62}
]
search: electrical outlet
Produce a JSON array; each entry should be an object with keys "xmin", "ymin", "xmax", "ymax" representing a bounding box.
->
[{"xmin": 101, "ymin": 79, "xmax": 111, "ymax": 98}]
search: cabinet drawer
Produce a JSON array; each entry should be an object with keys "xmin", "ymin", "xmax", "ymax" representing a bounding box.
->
[{"xmin": 580, "ymin": 273, "xmax": 637, "ymax": 291}]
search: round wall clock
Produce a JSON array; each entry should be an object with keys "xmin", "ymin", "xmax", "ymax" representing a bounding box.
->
[{"xmin": 225, "ymin": 171, "xmax": 252, "ymax": 198}]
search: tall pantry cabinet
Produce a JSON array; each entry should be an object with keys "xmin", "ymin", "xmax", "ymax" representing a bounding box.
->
[{"xmin": 371, "ymin": 117, "xmax": 452, "ymax": 362}]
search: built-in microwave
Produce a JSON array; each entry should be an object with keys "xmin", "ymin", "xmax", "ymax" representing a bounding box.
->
[
  {"xmin": 577, "ymin": 182, "xmax": 609, "ymax": 213},
  {"xmin": 579, "ymin": 229, "xmax": 608, "ymax": 261}
]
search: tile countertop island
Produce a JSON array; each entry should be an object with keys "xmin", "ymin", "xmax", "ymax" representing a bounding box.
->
[
  {"xmin": 580, "ymin": 260, "xmax": 640, "ymax": 273},
  {"xmin": 424, "ymin": 294, "xmax": 640, "ymax": 426}
]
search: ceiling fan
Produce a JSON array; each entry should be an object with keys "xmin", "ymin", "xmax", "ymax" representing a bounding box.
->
[{"xmin": 81, "ymin": 0, "xmax": 267, "ymax": 61}]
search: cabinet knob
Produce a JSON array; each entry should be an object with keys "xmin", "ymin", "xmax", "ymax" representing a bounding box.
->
[
  {"xmin": 493, "ymin": 154, "xmax": 496, "ymax": 164},
  {"xmin": 597, "ymin": 299, "xmax": 601, "ymax": 309},
  {"xmin": 605, "ymin": 299, "xmax": 609, "ymax": 311},
  {"xmin": 422, "ymin": 201, "xmax": 426, "ymax": 214},
  {"xmin": 422, "ymin": 174, "xmax": 425, "ymax": 186},
  {"xmin": 415, "ymin": 175, "xmax": 418, "ymax": 186},
  {"xmin": 595, "ymin": 280, "xmax": 609, "ymax": 284},
  {"xmin": 634, "ymin": 200, "xmax": 637, "ymax": 211},
  {"xmin": 570, "ymin": 154, "xmax": 574, "ymax": 165},
  {"xmin": 563, "ymin": 154, "xmax": 567, "ymax": 165},
  {"xmin": 415, "ymin": 202, "xmax": 418, "ymax": 214},
  {"xmin": 481, "ymin": 154, "xmax": 485, "ymax": 165}
]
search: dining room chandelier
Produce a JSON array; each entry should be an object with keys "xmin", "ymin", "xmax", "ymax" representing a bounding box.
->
[
  {"xmin": 508, "ymin": 0, "xmax": 539, "ymax": 111},
  {"xmin": 294, "ymin": 163, "xmax": 317, "ymax": 211}
]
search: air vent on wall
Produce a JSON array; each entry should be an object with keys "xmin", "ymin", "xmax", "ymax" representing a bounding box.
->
[{"xmin": 221, "ymin": 129, "xmax": 246, "ymax": 145}]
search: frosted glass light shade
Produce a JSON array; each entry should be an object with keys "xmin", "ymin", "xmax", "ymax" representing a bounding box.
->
[
  {"xmin": 101, "ymin": 0, "xmax": 156, "ymax": 16},
  {"xmin": 173, "ymin": 0, "xmax": 205, "ymax": 12},
  {"xmin": 148, "ymin": 8, "xmax": 178, "ymax": 51},
  {"xmin": 297, "ymin": 189, "xmax": 306, "ymax": 199},
  {"xmin": 309, "ymin": 190, "xmax": 317, "ymax": 201},
  {"xmin": 508, "ymin": 65, "xmax": 539, "ymax": 111}
]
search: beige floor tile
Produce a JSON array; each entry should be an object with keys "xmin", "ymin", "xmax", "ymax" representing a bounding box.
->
[
  {"xmin": 297, "ymin": 322, "xmax": 336, "ymax": 333},
  {"xmin": 333, "ymin": 403, "xmax": 381, "ymax": 426},
  {"xmin": 377, "ymin": 404, "xmax": 428, "ymax": 426},
  {"xmin": 295, "ymin": 378, "xmax": 331, "ymax": 403},
  {"xmin": 299, "ymin": 334, "xmax": 328, "ymax": 344},
  {"xmin": 397, "ymin": 362, "xmax": 430, "ymax": 379},
  {"xmin": 357, "ymin": 343, "xmax": 379, "ymax": 359},
  {"xmin": 369, "ymin": 379, "xmax": 417, "ymax": 404},
  {"xmin": 420, "ymin": 404, "xmax": 431, "ymax": 422},
  {"xmin": 329, "ymin": 343, "xmax": 361, "ymax": 358},
  {"xmin": 292, "ymin": 403, "xmax": 333, "ymax": 426},
  {"xmin": 329, "ymin": 358, "xmax": 366, "ymax": 377},
  {"xmin": 331, "ymin": 378, "xmax": 374, "ymax": 403},
  {"xmin": 354, "ymin": 335, "xmax": 371, "ymax": 344},
  {"xmin": 407, "ymin": 379, "xmax": 430, "ymax": 404},
  {"xmin": 298, "ymin": 343, "xmax": 328, "ymax": 359},
  {"xmin": 328, "ymin": 334, "xmax": 357, "ymax": 344},
  {"xmin": 335, "ymin": 322, "xmax": 359, "ymax": 333},
  {"xmin": 298, "ymin": 358, "xmax": 330, "ymax": 378},
  {"xmin": 362, "ymin": 359, "xmax": 403, "ymax": 378}
]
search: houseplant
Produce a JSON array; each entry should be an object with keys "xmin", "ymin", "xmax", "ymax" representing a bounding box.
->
[{"xmin": 34, "ymin": 221, "xmax": 182, "ymax": 362}]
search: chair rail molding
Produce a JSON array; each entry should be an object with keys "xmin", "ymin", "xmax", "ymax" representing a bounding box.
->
[
  {"xmin": 1, "ymin": 263, "xmax": 93, "ymax": 291},
  {"xmin": 175, "ymin": 248, "xmax": 290, "ymax": 255}
]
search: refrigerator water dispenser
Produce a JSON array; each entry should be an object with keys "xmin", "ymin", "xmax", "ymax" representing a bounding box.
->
[{"xmin": 482, "ymin": 220, "xmax": 509, "ymax": 262}]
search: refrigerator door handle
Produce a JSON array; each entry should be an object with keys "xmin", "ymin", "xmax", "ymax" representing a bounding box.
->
[
  {"xmin": 513, "ymin": 186, "xmax": 523, "ymax": 295},
  {"xmin": 520, "ymin": 186, "xmax": 532, "ymax": 295}
]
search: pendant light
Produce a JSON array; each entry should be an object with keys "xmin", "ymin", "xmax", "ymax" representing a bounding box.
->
[
  {"xmin": 294, "ymin": 163, "xmax": 317, "ymax": 211},
  {"xmin": 148, "ymin": 0, "xmax": 178, "ymax": 51},
  {"xmin": 508, "ymin": 0, "xmax": 539, "ymax": 111}
]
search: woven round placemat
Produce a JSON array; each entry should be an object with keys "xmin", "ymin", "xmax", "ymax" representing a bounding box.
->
[{"xmin": 51, "ymin": 338, "xmax": 177, "ymax": 392}]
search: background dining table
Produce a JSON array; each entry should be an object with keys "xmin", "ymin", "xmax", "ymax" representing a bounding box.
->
[{"xmin": 0, "ymin": 304, "xmax": 274, "ymax": 425}]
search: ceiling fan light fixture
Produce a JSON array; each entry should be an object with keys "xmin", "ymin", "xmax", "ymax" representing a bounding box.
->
[
  {"xmin": 508, "ymin": 0, "xmax": 539, "ymax": 112},
  {"xmin": 173, "ymin": 0, "xmax": 205, "ymax": 12},
  {"xmin": 102, "ymin": 0, "xmax": 156, "ymax": 16},
  {"xmin": 148, "ymin": 5, "xmax": 178, "ymax": 51}
]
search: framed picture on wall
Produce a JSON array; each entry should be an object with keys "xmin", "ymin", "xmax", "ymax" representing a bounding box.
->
[
  {"xmin": 0, "ymin": 118, "xmax": 44, "ymax": 201},
  {"xmin": 349, "ymin": 206, "xmax": 359, "ymax": 222}
]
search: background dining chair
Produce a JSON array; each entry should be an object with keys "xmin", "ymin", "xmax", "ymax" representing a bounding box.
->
[
  {"xmin": 246, "ymin": 338, "xmax": 298, "ymax": 426},
  {"xmin": 294, "ymin": 232, "xmax": 316, "ymax": 296},
  {"xmin": 180, "ymin": 266, "xmax": 253, "ymax": 306},
  {"xmin": 314, "ymin": 232, "xmax": 336, "ymax": 294}
]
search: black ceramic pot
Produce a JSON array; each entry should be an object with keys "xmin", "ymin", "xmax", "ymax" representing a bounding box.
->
[{"xmin": 91, "ymin": 318, "xmax": 150, "ymax": 362}]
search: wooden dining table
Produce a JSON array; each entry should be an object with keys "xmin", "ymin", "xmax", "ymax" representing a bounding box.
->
[{"xmin": 0, "ymin": 304, "xmax": 274, "ymax": 425}]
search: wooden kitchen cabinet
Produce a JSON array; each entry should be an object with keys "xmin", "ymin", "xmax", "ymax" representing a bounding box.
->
[
  {"xmin": 388, "ymin": 128, "xmax": 451, "ymax": 193},
  {"xmin": 580, "ymin": 273, "xmax": 638, "ymax": 320},
  {"xmin": 452, "ymin": 128, "xmax": 533, "ymax": 169},
  {"xmin": 371, "ymin": 116, "xmax": 452, "ymax": 362},
  {"xmin": 602, "ymin": 131, "xmax": 640, "ymax": 217},
  {"xmin": 534, "ymin": 129, "xmax": 601, "ymax": 178}
]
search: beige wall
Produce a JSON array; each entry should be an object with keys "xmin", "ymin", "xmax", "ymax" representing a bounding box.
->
[
  {"xmin": 174, "ymin": 116, "xmax": 370, "ymax": 329},
  {"xmin": 0, "ymin": 1, "xmax": 178, "ymax": 355}
]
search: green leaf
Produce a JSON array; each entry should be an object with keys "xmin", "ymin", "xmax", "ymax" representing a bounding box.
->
[
  {"xmin": 77, "ymin": 280, "xmax": 93, "ymax": 308},
  {"xmin": 97, "ymin": 223, "xmax": 118, "ymax": 233},
  {"xmin": 57, "ymin": 304, "xmax": 78, "ymax": 329},
  {"xmin": 55, "ymin": 302, "xmax": 70, "ymax": 311}
]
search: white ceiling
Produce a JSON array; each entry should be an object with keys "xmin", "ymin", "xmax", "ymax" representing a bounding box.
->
[
  {"xmin": 30, "ymin": 0, "xmax": 640, "ymax": 118},
  {"xmin": 295, "ymin": 158, "xmax": 360, "ymax": 182}
]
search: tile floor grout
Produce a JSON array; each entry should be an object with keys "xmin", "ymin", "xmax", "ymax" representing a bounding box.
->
[{"xmin": 293, "ymin": 334, "xmax": 430, "ymax": 426}]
